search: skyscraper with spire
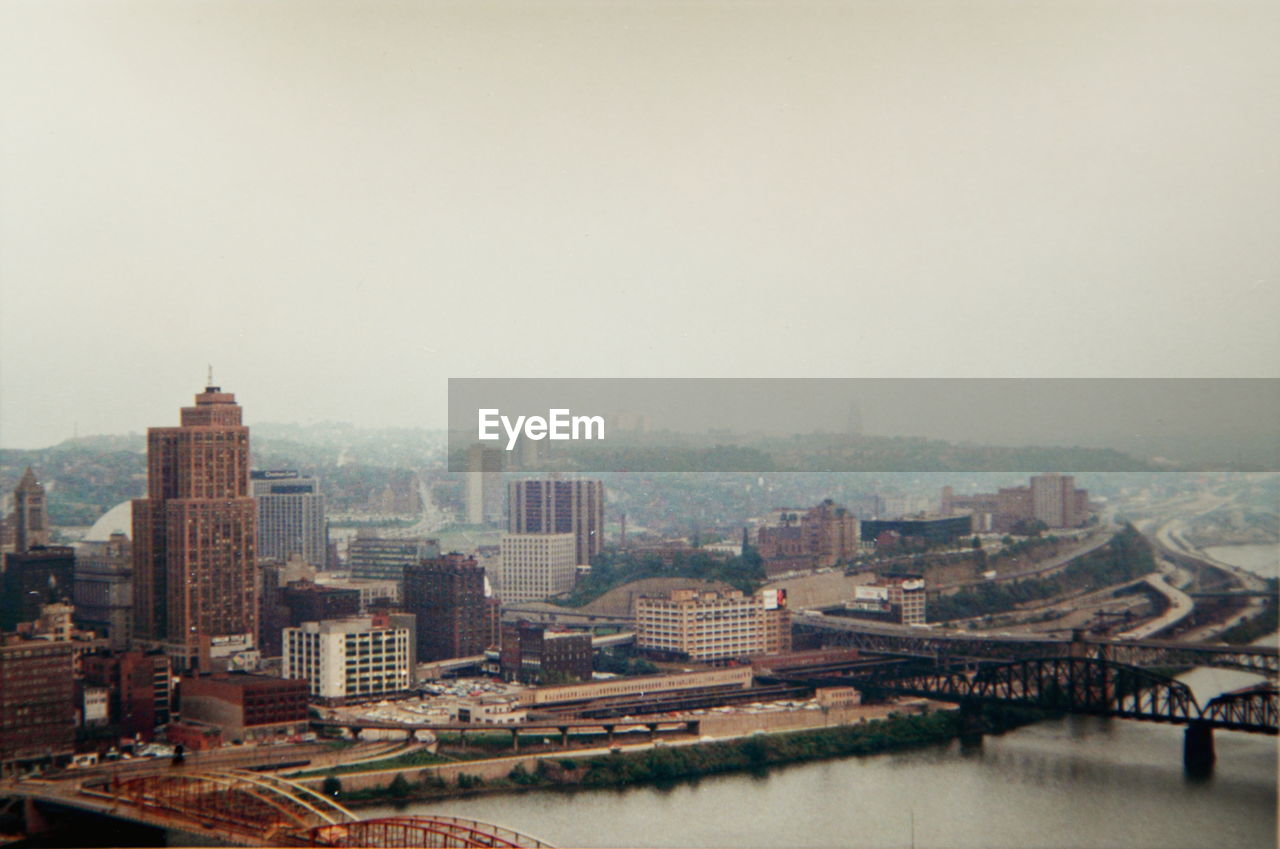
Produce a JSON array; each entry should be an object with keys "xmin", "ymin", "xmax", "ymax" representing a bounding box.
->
[
  {"xmin": 12, "ymin": 467, "xmax": 50, "ymax": 552},
  {"xmin": 132, "ymin": 379, "xmax": 257, "ymax": 671}
]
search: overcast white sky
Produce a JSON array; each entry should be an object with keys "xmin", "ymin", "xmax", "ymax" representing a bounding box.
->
[{"xmin": 2, "ymin": 1, "xmax": 1277, "ymax": 449}]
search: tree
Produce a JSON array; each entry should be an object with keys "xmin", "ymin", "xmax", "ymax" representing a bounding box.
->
[
  {"xmin": 322, "ymin": 775, "xmax": 342, "ymax": 798},
  {"xmin": 388, "ymin": 773, "xmax": 410, "ymax": 798}
]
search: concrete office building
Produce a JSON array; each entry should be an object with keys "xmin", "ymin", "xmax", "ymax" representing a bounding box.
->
[
  {"xmin": 251, "ymin": 470, "xmax": 328, "ymax": 567},
  {"xmin": 635, "ymin": 587, "xmax": 791, "ymax": 662},
  {"xmin": 497, "ymin": 533, "xmax": 577, "ymax": 603},
  {"xmin": 283, "ymin": 616, "xmax": 411, "ymax": 702},
  {"xmin": 466, "ymin": 444, "xmax": 504, "ymax": 525}
]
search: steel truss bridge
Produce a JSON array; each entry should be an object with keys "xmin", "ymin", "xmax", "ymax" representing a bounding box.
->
[
  {"xmin": 795, "ymin": 617, "xmax": 1279, "ymax": 677},
  {"xmin": 842, "ymin": 656, "xmax": 1279, "ymax": 734},
  {"xmin": 10, "ymin": 769, "xmax": 551, "ymax": 847}
]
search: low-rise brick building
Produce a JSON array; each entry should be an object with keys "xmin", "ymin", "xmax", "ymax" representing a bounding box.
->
[{"xmin": 178, "ymin": 672, "xmax": 309, "ymax": 742}]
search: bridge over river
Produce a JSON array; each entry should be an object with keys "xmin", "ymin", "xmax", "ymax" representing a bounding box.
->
[
  {"xmin": 3, "ymin": 769, "xmax": 552, "ymax": 847},
  {"xmin": 794, "ymin": 611, "xmax": 1279, "ymax": 676}
]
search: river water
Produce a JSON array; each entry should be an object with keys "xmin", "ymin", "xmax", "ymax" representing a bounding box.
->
[{"xmin": 364, "ymin": 545, "xmax": 1279, "ymax": 848}]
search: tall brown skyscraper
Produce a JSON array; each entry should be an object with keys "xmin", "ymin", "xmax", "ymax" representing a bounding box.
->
[{"xmin": 132, "ymin": 382, "xmax": 257, "ymax": 672}]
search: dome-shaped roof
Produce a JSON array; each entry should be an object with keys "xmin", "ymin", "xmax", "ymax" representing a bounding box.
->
[{"xmin": 84, "ymin": 501, "xmax": 133, "ymax": 541}]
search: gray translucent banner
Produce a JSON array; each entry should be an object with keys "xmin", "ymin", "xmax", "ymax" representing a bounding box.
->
[{"xmin": 447, "ymin": 378, "xmax": 1279, "ymax": 472}]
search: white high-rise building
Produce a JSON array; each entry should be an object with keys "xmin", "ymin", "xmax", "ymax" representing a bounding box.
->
[
  {"xmin": 251, "ymin": 470, "xmax": 328, "ymax": 567},
  {"xmin": 497, "ymin": 533, "xmax": 577, "ymax": 603},
  {"xmin": 466, "ymin": 444, "xmax": 504, "ymax": 525},
  {"xmin": 283, "ymin": 616, "xmax": 411, "ymax": 701}
]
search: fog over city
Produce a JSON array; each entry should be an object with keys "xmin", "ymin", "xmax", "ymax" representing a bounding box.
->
[{"xmin": 2, "ymin": 1, "xmax": 1277, "ymax": 450}]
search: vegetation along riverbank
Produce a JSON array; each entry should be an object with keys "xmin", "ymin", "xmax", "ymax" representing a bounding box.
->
[{"xmin": 326, "ymin": 706, "xmax": 1046, "ymax": 807}]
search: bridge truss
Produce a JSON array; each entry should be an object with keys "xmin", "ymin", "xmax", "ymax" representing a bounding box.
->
[
  {"xmin": 796, "ymin": 621, "xmax": 1279, "ymax": 677},
  {"xmin": 864, "ymin": 657, "xmax": 1201, "ymax": 724},
  {"xmin": 76, "ymin": 770, "xmax": 551, "ymax": 847},
  {"xmin": 290, "ymin": 815, "xmax": 555, "ymax": 848}
]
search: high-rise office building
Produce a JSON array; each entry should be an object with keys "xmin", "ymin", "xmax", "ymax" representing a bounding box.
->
[
  {"xmin": 251, "ymin": 470, "xmax": 328, "ymax": 567},
  {"xmin": 403, "ymin": 553, "xmax": 498, "ymax": 662},
  {"xmin": 12, "ymin": 467, "xmax": 51, "ymax": 552},
  {"xmin": 132, "ymin": 382, "xmax": 257, "ymax": 672},
  {"xmin": 465, "ymin": 444, "xmax": 504, "ymax": 525},
  {"xmin": 508, "ymin": 478, "xmax": 605, "ymax": 565},
  {"xmin": 497, "ymin": 533, "xmax": 577, "ymax": 603},
  {"xmin": 1030, "ymin": 473, "xmax": 1088, "ymax": 529}
]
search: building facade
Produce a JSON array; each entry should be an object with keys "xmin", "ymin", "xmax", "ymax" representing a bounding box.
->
[
  {"xmin": 74, "ymin": 532, "xmax": 133, "ymax": 650},
  {"xmin": 499, "ymin": 621, "xmax": 593, "ymax": 684},
  {"xmin": 1, "ymin": 545, "xmax": 74, "ymax": 631},
  {"xmin": 845, "ymin": 576, "xmax": 927, "ymax": 625},
  {"xmin": 635, "ymin": 587, "xmax": 791, "ymax": 662},
  {"xmin": 347, "ymin": 532, "xmax": 439, "ymax": 582},
  {"xmin": 0, "ymin": 635, "xmax": 75, "ymax": 769},
  {"xmin": 403, "ymin": 553, "xmax": 498, "ymax": 662},
  {"xmin": 12, "ymin": 467, "xmax": 51, "ymax": 552},
  {"xmin": 79, "ymin": 650, "xmax": 172, "ymax": 741},
  {"xmin": 283, "ymin": 616, "xmax": 411, "ymax": 702},
  {"xmin": 497, "ymin": 533, "xmax": 577, "ymax": 603},
  {"xmin": 860, "ymin": 515, "xmax": 973, "ymax": 547},
  {"xmin": 507, "ymin": 478, "xmax": 605, "ymax": 566},
  {"xmin": 465, "ymin": 443, "xmax": 504, "ymax": 525},
  {"xmin": 251, "ymin": 470, "xmax": 328, "ymax": 567},
  {"xmin": 756, "ymin": 500, "xmax": 860, "ymax": 576},
  {"xmin": 178, "ymin": 672, "xmax": 309, "ymax": 740},
  {"xmin": 132, "ymin": 383, "xmax": 257, "ymax": 672}
]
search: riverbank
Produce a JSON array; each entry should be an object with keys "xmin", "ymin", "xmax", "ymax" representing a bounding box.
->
[{"xmin": 327, "ymin": 706, "xmax": 1044, "ymax": 808}]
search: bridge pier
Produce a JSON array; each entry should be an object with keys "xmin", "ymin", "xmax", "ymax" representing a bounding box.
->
[
  {"xmin": 958, "ymin": 704, "xmax": 985, "ymax": 749},
  {"xmin": 21, "ymin": 797, "xmax": 51, "ymax": 838},
  {"xmin": 559, "ymin": 726, "xmax": 569, "ymax": 747},
  {"xmin": 510, "ymin": 729, "xmax": 520, "ymax": 751},
  {"xmin": 1183, "ymin": 722, "xmax": 1215, "ymax": 777}
]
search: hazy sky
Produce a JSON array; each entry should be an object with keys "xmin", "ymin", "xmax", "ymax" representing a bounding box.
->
[{"xmin": 2, "ymin": 1, "xmax": 1277, "ymax": 449}]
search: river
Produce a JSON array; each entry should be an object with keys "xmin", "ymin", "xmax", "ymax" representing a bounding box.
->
[{"xmin": 364, "ymin": 544, "xmax": 1278, "ymax": 848}]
